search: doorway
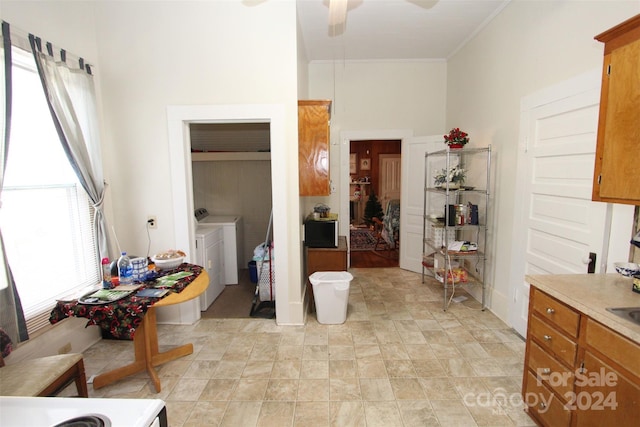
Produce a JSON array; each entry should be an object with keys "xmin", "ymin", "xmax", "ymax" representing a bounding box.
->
[
  {"xmin": 167, "ymin": 104, "xmax": 302, "ymax": 325},
  {"xmin": 348, "ymin": 139, "xmax": 401, "ymax": 268}
]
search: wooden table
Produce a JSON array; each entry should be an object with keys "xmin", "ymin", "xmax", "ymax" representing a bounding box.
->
[{"xmin": 92, "ymin": 270, "xmax": 209, "ymax": 392}]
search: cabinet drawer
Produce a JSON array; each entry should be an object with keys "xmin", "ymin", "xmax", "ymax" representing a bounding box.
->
[
  {"xmin": 530, "ymin": 314, "xmax": 577, "ymax": 367},
  {"xmin": 528, "ymin": 341, "xmax": 574, "ymax": 399},
  {"xmin": 584, "ymin": 318, "xmax": 640, "ymax": 379},
  {"xmin": 531, "ymin": 288, "xmax": 580, "ymax": 338},
  {"xmin": 523, "ymin": 370, "xmax": 571, "ymax": 427}
]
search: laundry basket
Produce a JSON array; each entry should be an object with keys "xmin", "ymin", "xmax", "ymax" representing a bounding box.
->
[{"xmin": 258, "ymin": 251, "xmax": 275, "ymax": 302}]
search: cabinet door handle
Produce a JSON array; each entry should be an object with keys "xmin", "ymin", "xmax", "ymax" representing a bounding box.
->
[
  {"xmin": 540, "ymin": 368, "xmax": 551, "ymax": 375},
  {"xmin": 543, "ymin": 335, "xmax": 552, "ymax": 341},
  {"xmin": 540, "ymin": 402, "xmax": 547, "ymax": 409},
  {"xmin": 546, "ymin": 308, "xmax": 555, "ymax": 314}
]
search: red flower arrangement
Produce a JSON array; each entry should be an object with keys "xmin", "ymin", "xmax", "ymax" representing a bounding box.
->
[{"xmin": 443, "ymin": 128, "xmax": 469, "ymax": 147}]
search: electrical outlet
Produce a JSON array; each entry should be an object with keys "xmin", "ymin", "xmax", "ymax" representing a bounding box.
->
[
  {"xmin": 58, "ymin": 342, "xmax": 72, "ymax": 354},
  {"xmin": 147, "ymin": 216, "xmax": 157, "ymax": 229}
]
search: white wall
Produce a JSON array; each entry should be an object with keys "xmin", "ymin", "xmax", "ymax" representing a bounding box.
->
[
  {"xmin": 305, "ymin": 60, "xmax": 448, "ymax": 215},
  {"xmin": 3, "ymin": 0, "xmax": 304, "ymax": 325},
  {"xmin": 446, "ymin": 0, "xmax": 640, "ymax": 321}
]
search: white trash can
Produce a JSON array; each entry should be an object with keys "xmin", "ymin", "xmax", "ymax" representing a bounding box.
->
[{"xmin": 309, "ymin": 271, "xmax": 353, "ymax": 324}]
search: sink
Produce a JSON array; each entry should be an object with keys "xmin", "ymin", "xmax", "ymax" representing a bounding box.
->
[{"xmin": 606, "ymin": 307, "xmax": 640, "ymax": 326}]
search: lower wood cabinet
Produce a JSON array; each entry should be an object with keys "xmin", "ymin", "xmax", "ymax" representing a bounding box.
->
[
  {"xmin": 305, "ymin": 236, "xmax": 347, "ymax": 312},
  {"xmin": 523, "ymin": 286, "xmax": 640, "ymax": 426}
]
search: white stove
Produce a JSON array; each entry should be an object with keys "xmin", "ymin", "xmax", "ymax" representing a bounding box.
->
[{"xmin": 0, "ymin": 396, "xmax": 167, "ymax": 427}]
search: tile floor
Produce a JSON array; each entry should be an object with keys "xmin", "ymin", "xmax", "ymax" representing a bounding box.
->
[{"xmin": 75, "ymin": 267, "xmax": 536, "ymax": 426}]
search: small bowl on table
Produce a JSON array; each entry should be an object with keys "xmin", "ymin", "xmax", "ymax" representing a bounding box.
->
[
  {"xmin": 152, "ymin": 250, "xmax": 186, "ymax": 270},
  {"xmin": 614, "ymin": 262, "xmax": 640, "ymax": 277}
]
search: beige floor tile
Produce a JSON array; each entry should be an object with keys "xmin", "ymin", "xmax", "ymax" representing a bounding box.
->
[
  {"xmin": 300, "ymin": 359, "xmax": 329, "ymax": 379},
  {"xmin": 397, "ymin": 400, "xmax": 440, "ymax": 426},
  {"xmin": 379, "ymin": 343, "xmax": 410, "ymax": 360},
  {"xmin": 220, "ymin": 401, "xmax": 262, "ymax": 427},
  {"xmin": 298, "ymin": 379, "xmax": 330, "ymax": 401},
  {"xmin": 360, "ymin": 378, "xmax": 395, "ymax": 400},
  {"xmin": 264, "ymin": 379, "xmax": 298, "ymax": 401},
  {"xmin": 390, "ymin": 378, "xmax": 427, "ymax": 400},
  {"xmin": 329, "ymin": 359, "xmax": 357, "ymax": 378},
  {"xmin": 330, "ymin": 401, "xmax": 365, "ymax": 427},
  {"xmin": 303, "ymin": 344, "xmax": 329, "ymax": 360},
  {"xmin": 182, "ymin": 359, "xmax": 219, "ymax": 379},
  {"xmin": 165, "ymin": 400, "xmax": 196, "ymax": 427},
  {"xmin": 418, "ymin": 377, "xmax": 461, "ymax": 400},
  {"xmin": 183, "ymin": 401, "xmax": 228, "ymax": 427},
  {"xmin": 271, "ymin": 360, "xmax": 301, "ymax": 379},
  {"xmin": 166, "ymin": 378, "xmax": 208, "ymax": 401},
  {"xmin": 430, "ymin": 399, "xmax": 478, "ymax": 426},
  {"xmin": 242, "ymin": 360, "xmax": 274, "ymax": 378},
  {"xmin": 363, "ymin": 401, "xmax": 403, "ymax": 427},
  {"xmin": 276, "ymin": 344, "xmax": 303, "ymax": 360},
  {"xmin": 257, "ymin": 401, "xmax": 295, "ymax": 427},
  {"xmin": 329, "ymin": 378, "xmax": 361, "ymax": 401},
  {"xmin": 199, "ymin": 379, "xmax": 238, "ymax": 401},
  {"xmin": 80, "ymin": 268, "xmax": 529, "ymax": 427},
  {"xmin": 294, "ymin": 401, "xmax": 330, "ymax": 426},
  {"xmin": 357, "ymin": 359, "xmax": 388, "ymax": 378},
  {"xmin": 230, "ymin": 378, "xmax": 269, "ymax": 401},
  {"xmin": 328, "ymin": 344, "xmax": 355, "ymax": 360}
]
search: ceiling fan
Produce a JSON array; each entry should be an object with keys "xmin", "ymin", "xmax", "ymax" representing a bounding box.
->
[
  {"xmin": 328, "ymin": 0, "xmax": 438, "ymax": 28},
  {"xmin": 242, "ymin": 0, "xmax": 438, "ymax": 32}
]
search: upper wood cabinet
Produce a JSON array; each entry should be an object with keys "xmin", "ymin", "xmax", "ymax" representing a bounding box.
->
[
  {"xmin": 592, "ymin": 14, "xmax": 640, "ymax": 205},
  {"xmin": 299, "ymin": 100, "xmax": 332, "ymax": 196}
]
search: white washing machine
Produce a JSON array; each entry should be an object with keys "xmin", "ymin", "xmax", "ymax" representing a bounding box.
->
[
  {"xmin": 195, "ymin": 225, "xmax": 225, "ymax": 311},
  {"xmin": 194, "ymin": 208, "xmax": 243, "ymax": 285}
]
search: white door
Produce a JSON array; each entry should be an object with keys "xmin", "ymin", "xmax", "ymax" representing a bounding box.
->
[
  {"xmin": 508, "ymin": 70, "xmax": 633, "ymax": 337},
  {"xmin": 400, "ymin": 135, "xmax": 443, "ymax": 272},
  {"xmin": 379, "ymin": 154, "xmax": 401, "ymax": 209}
]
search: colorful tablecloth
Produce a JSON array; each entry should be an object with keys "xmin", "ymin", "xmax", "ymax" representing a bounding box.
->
[{"xmin": 49, "ymin": 263, "xmax": 203, "ymax": 340}]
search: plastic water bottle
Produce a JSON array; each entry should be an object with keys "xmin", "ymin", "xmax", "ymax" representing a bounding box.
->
[
  {"xmin": 118, "ymin": 252, "xmax": 133, "ymax": 286},
  {"xmin": 102, "ymin": 257, "xmax": 112, "ymax": 289}
]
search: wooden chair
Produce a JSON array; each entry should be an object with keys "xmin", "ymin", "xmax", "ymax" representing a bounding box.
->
[{"xmin": 0, "ymin": 352, "xmax": 89, "ymax": 397}]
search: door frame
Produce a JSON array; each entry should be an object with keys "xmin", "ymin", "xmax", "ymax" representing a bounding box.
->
[
  {"xmin": 339, "ymin": 129, "xmax": 413, "ymax": 265},
  {"xmin": 166, "ymin": 104, "xmax": 303, "ymax": 325},
  {"xmin": 507, "ymin": 69, "xmax": 635, "ymax": 335}
]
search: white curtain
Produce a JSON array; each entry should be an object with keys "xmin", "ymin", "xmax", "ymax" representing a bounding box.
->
[
  {"xmin": 0, "ymin": 21, "xmax": 28, "ymax": 348},
  {"xmin": 29, "ymin": 35, "xmax": 110, "ymax": 267}
]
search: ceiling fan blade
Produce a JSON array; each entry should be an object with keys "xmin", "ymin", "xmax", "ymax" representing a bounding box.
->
[
  {"xmin": 328, "ymin": 0, "xmax": 349, "ymax": 27},
  {"xmin": 406, "ymin": 0, "xmax": 439, "ymax": 9}
]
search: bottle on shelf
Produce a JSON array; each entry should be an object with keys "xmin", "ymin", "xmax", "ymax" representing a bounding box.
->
[
  {"xmin": 101, "ymin": 257, "xmax": 112, "ymax": 289},
  {"xmin": 118, "ymin": 252, "xmax": 134, "ymax": 286}
]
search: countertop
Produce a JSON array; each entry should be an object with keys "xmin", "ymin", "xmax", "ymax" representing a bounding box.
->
[{"xmin": 526, "ymin": 273, "xmax": 640, "ymax": 344}]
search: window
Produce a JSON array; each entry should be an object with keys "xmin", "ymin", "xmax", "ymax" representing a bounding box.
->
[{"xmin": 0, "ymin": 46, "xmax": 99, "ymax": 334}]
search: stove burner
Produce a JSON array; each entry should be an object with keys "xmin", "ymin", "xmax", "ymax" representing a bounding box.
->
[{"xmin": 52, "ymin": 414, "xmax": 111, "ymax": 427}]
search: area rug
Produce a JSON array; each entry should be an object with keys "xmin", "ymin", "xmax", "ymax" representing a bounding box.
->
[{"xmin": 350, "ymin": 228, "xmax": 377, "ymax": 251}]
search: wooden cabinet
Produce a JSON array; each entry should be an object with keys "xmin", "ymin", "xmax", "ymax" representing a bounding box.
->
[
  {"xmin": 523, "ymin": 287, "xmax": 577, "ymax": 426},
  {"xmin": 574, "ymin": 318, "xmax": 640, "ymax": 427},
  {"xmin": 523, "ymin": 286, "xmax": 640, "ymax": 426},
  {"xmin": 305, "ymin": 235, "xmax": 347, "ymax": 312},
  {"xmin": 592, "ymin": 14, "xmax": 640, "ymax": 205},
  {"xmin": 298, "ymin": 100, "xmax": 332, "ymax": 196}
]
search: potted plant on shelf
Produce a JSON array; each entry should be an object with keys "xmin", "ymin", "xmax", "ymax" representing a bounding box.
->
[
  {"xmin": 434, "ymin": 165, "xmax": 466, "ymax": 189},
  {"xmin": 443, "ymin": 127, "xmax": 469, "ymax": 149}
]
